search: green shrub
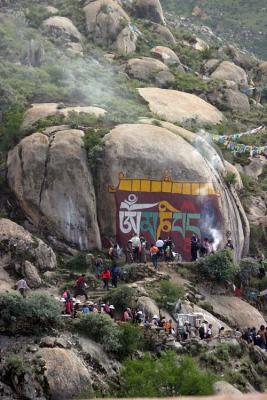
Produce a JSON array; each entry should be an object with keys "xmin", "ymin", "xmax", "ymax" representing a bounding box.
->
[
  {"xmin": 116, "ymin": 352, "xmax": 215, "ymax": 397},
  {"xmin": 199, "ymin": 301, "xmax": 214, "ymax": 313},
  {"xmin": 104, "ymin": 285, "xmax": 135, "ymax": 312},
  {"xmin": 225, "ymin": 171, "xmax": 237, "ymax": 187},
  {"xmin": 5, "ymin": 355, "xmax": 30, "ymax": 376},
  {"xmin": 0, "ymin": 291, "xmax": 61, "ymax": 332},
  {"xmin": 198, "ymin": 250, "xmax": 239, "ymax": 283},
  {"xmin": 117, "ymin": 323, "xmax": 145, "ymax": 360},
  {"xmin": 155, "ymin": 280, "xmax": 184, "ymax": 311},
  {"xmin": 0, "ymin": 107, "xmax": 25, "ymax": 154},
  {"xmin": 76, "ymin": 313, "xmax": 122, "ymax": 354},
  {"xmin": 65, "ymin": 252, "xmax": 88, "ymax": 273}
]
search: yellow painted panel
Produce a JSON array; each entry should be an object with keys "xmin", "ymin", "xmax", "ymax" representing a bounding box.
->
[
  {"xmin": 132, "ymin": 179, "xmax": 141, "ymax": 192},
  {"xmin": 183, "ymin": 183, "xmax": 191, "ymax": 195},
  {"xmin": 140, "ymin": 179, "xmax": 151, "ymax": 192},
  {"xmin": 162, "ymin": 181, "xmax": 172, "ymax": 193},
  {"xmin": 151, "ymin": 180, "xmax": 162, "ymax": 192},
  {"xmin": 208, "ymin": 183, "xmax": 217, "ymax": 195},
  {"xmin": 191, "ymin": 183, "xmax": 200, "ymax": 196},
  {"xmin": 119, "ymin": 180, "xmax": 132, "ymax": 191},
  {"xmin": 172, "ymin": 182, "xmax": 182, "ymax": 193},
  {"xmin": 199, "ymin": 183, "xmax": 209, "ymax": 195}
]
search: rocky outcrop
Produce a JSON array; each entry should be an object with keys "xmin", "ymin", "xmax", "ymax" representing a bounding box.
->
[
  {"xmin": 38, "ymin": 348, "xmax": 92, "ymax": 400},
  {"xmin": 153, "ymin": 24, "xmax": 176, "ymax": 44},
  {"xmin": 205, "ymin": 295, "xmax": 266, "ymax": 329},
  {"xmin": 224, "ymin": 89, "xmax": 250, "ymax": 113},
  {"xmin": 7, "ymin": 129, "xmax": 101, "ymax": 250},
  {"xmin": 203, "ymin": 59, "xmax": 220, "ymax": 74},
  {"xmin": 151, "ymin": 46, "xmax": 182, "ymax": 66},
  {"xmin": 0, "ymin": 218, "xmax": 56, "ymax": 272},
  {"xmin": 96, "ymin": 123, "xmax": 248, "ymax": 259},
  {"xmin": 138, "ymin": 88, "xmax": 223, "ymax": 125},
  {"xmin": 42, "ymin": 16, "xmax": 82, "ymax": 41},
  {"xmin": 258, "ymin": 61, "xmax": 267, "ymax": 84},
  {"xmin": 211, "ymin": 61, "xmax": 248, "ymax": 85},
  {"xmin": 23, "ymin": 260, "xmax": 42, "ymax": 288},
  {"xmin": 22, "ymin": 103, "xmax": 106, "ymax": 128},
  {"xmin": 83, "ymin": 0, "xmax": 136, "ymax": 55},
  {"xmin": 225, "ymin": 161, "xmax": 243, "ymax": 191},
  {"xmin": 134, "ymin": 0, "xmax": 165, "ymax": 24},
  {"xmin": 214, "ymin": 381, "xmax": 243, "ymax": 396},
  {"xmin": 244, "ymin": 158, "xmax": 266, "ymax": 179},
  {"xmin": 125, "ymin": 57, "xmax": 169, "ymax": 81}
]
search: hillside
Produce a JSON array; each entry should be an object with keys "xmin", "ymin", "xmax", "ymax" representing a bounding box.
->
[
  {"xmin": 162, "ymin": 0, "xmax": 267, "ymax": 59},
  {"xmin": 0, "ymin": 0, "xmax": 267, "ymax": 399}
]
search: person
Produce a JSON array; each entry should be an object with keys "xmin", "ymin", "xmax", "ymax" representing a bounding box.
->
[
  {"xmin": 109, "ymin": 305, "xmax": 115, "ymax": 319},
  {"xmin": 191, "ymin": 234, "xmax": 199, "ymax": 261},
  {"xmin": 130, "ymin": 234, "xmax": 141, "ymax": 262},
  {"xmin": 156, "ymin": 237, "xmax": 164, "ymax": 258},
  {"xmin": 73, "ymin": 300, "xmax": 81, "ymax": 318},
  {"xmin": 109, "ymin": 244, "xmax": 119, "ymax": 266},
  {"xmin": 218, "ymin": 326, "xmax": 225, "ymax": 337},
  {"xmin": 164, "ymin": 237, "xmax": 174, "ymax": 261},
  {"xmin": 207, "ymin": 324, "xmax": 213, "ymax": 339},
  {"xmin": 199, "ymin": 322, "xmax": 206, "ymax": 340},
  {"xmin": 126, "ymin": 240, "xmax": 134, "ymax": 264},
  {"xmin": 200, "ymin": 238, "xmax": 209, "ymax": 257},
  {"xmin": 134, "ymin": 310, "xmax": 143, "ymax": 324},
  {"xmin": 74, "ymin": 274, "xmax": 88, "ymax": 301},
  {"xmin": 111, "ymin": 264, "xmax": 120, "ymax": 288},
  {"xmin": 242, "ymin": 328, "xmax": 252, "ymax": 344},
  {"xmin": 95, "ymin": 255, "xmax": 103, "ymax": 279},
  {"xmin": 256, "ymin": 325, "xmax": 266, "ymax": 349},
  {"xmin": 151, "ymin": 315, "xmax": 159, "ymax": 327},
  {"xmin": 81, "ymin": 303, "xmax": 90, "ymax": 314},
  {"xmin": 16, "ymin": 279, "xmax": 30, "ymax": 297},
  {"xmin": 225, "ymin": 239, "xmax": 234, "ymax": 250},
  {"xmin": 140, "ymin": 236, "xmax": 147, "ymax": 263},
  {"xmin": 65, "ymin": 298, "xmax": 73, "ymax": 315},
  {"xmin": 122, "ymin": 308, "xmax": 132, "ymax": 321},
  {"xmin": 62, "ymin": 288, "xmax": 71, "ymax": 301},
  {"xmin": 164, "ymin": 319, "xmax": 174, "ymax": 335},
  {"xmin": 101, "ymin": 267, "xmax": 111, "ymax": 290},
  {"xmin": 150, "ymin": 243, "xmax": 159, "ymax": 269}
]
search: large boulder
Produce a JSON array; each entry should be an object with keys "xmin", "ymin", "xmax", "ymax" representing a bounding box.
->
[
  {"xmin": 134, "ymin": 0, "xmax": 165, "ymax": 24},
  {"xmin": 83, "ymin": 0, "xmax": 136, "ymax": 55},
  {"xmin": 244, "ymin": 158, "xmax": 266, "ymax": 179},
  {"xmin": 7, "ymin": 129, "xmax": 101, "ymax": 250},
  {"xmin": 213, "ymin": 381, "xmax": 243, "ymax": 396},
  {"xmin": 153, "ymin": 24, "xmax": 176, "ymax": 44},
  {"xmin": 42, "ymin": 16, "xmax": 82, "ymax": 41},
  {"xmin": 211, "ymin": 61, "xmax": 248, "ymax": 85},
  {"xmin": 206, "ymin": 295, "xmax": 266, "ymax": 329},
  {"xmin": 151, "ymin": 46, "xmax": 181, "ymax": 66},
  {"xmin": 0, "ymin": 218, "xmax": 56, "ymax": 271},
  {"xmin": 38, "ymin": 348, "xmax": 92, "ymax": 400},
  {"xmin": 23, "ymin": 260, "xmax": 42, "ymax": 288},
  {"xmin": 224, "ymin": 89, "xmax": 250, "ymax": 113},
  {"xmin": 138, "ymin": 88, "xmax": 223, "ymax": 125},
  {"xmin": 96, "ymin": 123, "xmax": 248, "ymax": 260},
  {"xmin": 125, "ymin": 57, "xmax": 169, "ymax": 81},
  {"xmin": 22, "ymin": 103, "xmax": 106, "ymax": 129}
]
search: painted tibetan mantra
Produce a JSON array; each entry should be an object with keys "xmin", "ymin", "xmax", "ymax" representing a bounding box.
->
[{"xmin": 109, "ymin": 173, "xmax": 222, "ymax": 260}]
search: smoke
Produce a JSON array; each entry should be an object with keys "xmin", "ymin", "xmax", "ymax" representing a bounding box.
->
[{"xmin": 200, "ymin": 213, "xmax": 223, "ymax": 250}]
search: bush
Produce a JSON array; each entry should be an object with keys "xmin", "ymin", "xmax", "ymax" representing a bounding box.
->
[
  {"xmin": 76, "ymin": 313, "xmax": 122, "ymax": 354},
  {"xmin": 198, "ymin": 250, "xmax": 239, "ymax": 283},
  {"xmin": 116, "ymin": 352, "xmax": 215, "ymax": 397},
  {"xmin": 225, "ymin": 171, "xmax": 237, "ymax": 187},
  {"xmin": 117, "ymin": 323, "xmax": 145, "ymax": 360},
  {"xmin": 199, "ymin": 301, "xmax": 214, "ymax": 313},
  {"xmin": 104, "ymin": 285, "xmax": 135, "ymax": 312},
  {"xmin": 155, "ymin": 280, "xmax": 184, "ymax": 311},
  {"xmin": 0, "ymin": 291, "xmax": 61, "ymax": 333}
]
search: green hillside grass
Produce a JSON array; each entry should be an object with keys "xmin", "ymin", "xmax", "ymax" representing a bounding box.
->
[{"xmin": 161, "ymin": 0, "xmax": 267, "ymax": 59}]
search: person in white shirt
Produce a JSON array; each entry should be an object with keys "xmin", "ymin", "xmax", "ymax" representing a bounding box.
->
[
  {"xmin": 156, "ymin": 237, "xmax": 164, "ymax": 258},
  {"xmin": 130, "ymin": 234, "xmax": 141, "ymax": 262},
  {"xmin": 16, "ymin": 279, "xmax": 30, "ymax": 298}
]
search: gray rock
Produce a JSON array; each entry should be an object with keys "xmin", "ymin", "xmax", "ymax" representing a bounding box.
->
[
  {"xmin": 211, "ymin": 61, "xmax": 248, "ymax": 85},
  {"xmin": 135, "ymin": 0, "xmax": 165, "ymax": 24},
  {"xmin": 23, "ymin": 260, "xmax": 42, "ymax": 288},
  {"xmin": 214, "ymin": 381, "xmax": 243, "ymax": 396},
  {"xmin": 154, "ymin": 70, "xmax": 175, "ymax": 88},
  {"xmin": 224, "ymin": 89, "xmax": 250, "ymax": 113},
  {"xmin": 126, "ymin": 57, "xmax": 168, "ymax": 81},
  {"xmin": 40, "ymin": 336, "xmax": 56, "ymax": 348}
]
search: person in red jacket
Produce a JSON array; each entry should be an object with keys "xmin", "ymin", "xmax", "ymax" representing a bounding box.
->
[
  {"xmin": 101, "ymin": 267, "xmax": 111, "ymax": 290},
  {"xmin": 73, "ymin": 274, "xmax": 88, "ymax": 300}
]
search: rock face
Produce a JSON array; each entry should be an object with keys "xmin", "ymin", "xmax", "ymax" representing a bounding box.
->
[
  {"xmin": 258, "ymin": 61, "xmax": 267, "ymax": 84},
  {"xmin": 211, "ymin": 61, "xmax": 248, "ymax": 85},
  {"xmin": 151, "ymin": 46, "xmax": 181, "ymax": 66},
  {"xmin": 42, "ymin": 16, "xmax": 82, "ymax": 41},
  {"xmin": 23, "ymin": 260, "xmax": 42, "ymax": 288},
  {"xmin": 214, "ymin": 381, "xmax": 243, "ymax": 396},
  {"xmin": 83, "ymin": 0, "xmax": 136, "ymax": 55},
  {"xmin": 206, "ymin": 295, "xmax": 266, "ymax": 329},
  {"xmin": 96, "ymin": 123, "xmax": 248, "ymax": 260},
  {"xmin": 224, "ymin": 89, "xmax": 250, "ymax": 113},
  {"xmin": 225, "ymin": 161, "xmax": 243, "ymax": 191},
  {"xmin": 138, "ymin": 88, "xmax": 223, "ymax": 125},
  {"xmin": 0, "ymin": 218, "xmax": 56, "ymax": 272},
  {"xmin": 7, "ymin": 129, "xmax": 101, "ymax": 250},
  {"xmin": 38, "ymin": 348, "xmax": 92, "ymax": 400},
  {"xmin": 135, "ymin": 0, "xmax": 165, "ymax": 24},
  {"xmin": 126, "ymin": 57, "xmax": 169, "ymax": 81},
  {"xmin": 22, "ymin": 103, "xmax": 106, "ymax": 128},
  {"xmin": 153, "ymin": 25, "xmax": 176, "ymax": 44}
]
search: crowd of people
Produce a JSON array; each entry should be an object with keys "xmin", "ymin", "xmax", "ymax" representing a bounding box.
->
[{"xmin": 242, "ymin": 325, "xmax": 267, "ymax": 351}]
